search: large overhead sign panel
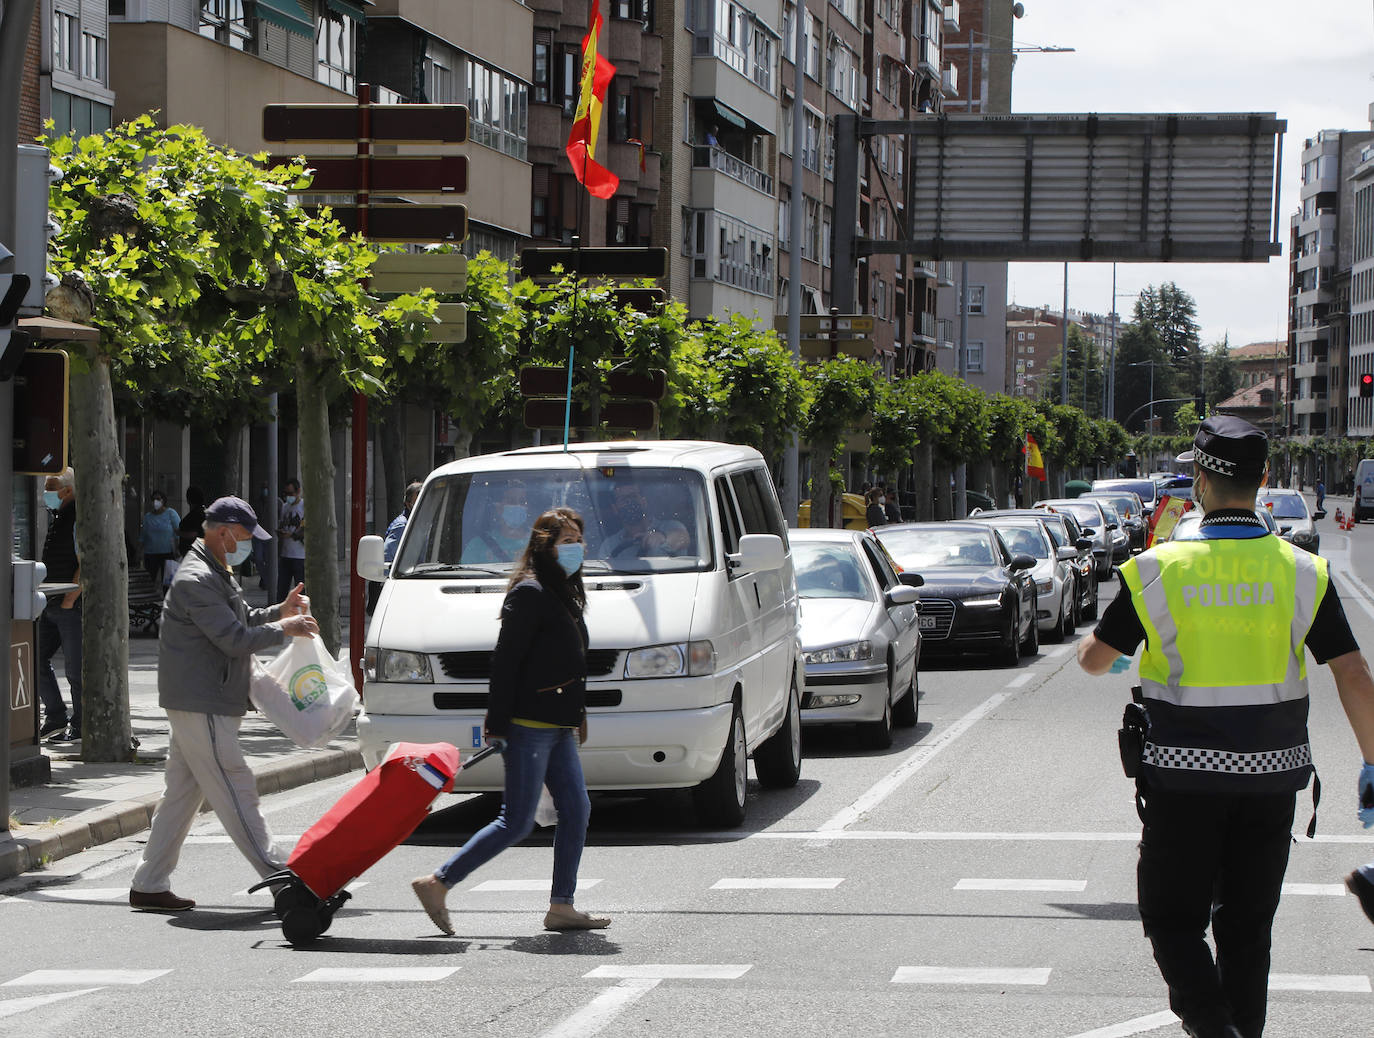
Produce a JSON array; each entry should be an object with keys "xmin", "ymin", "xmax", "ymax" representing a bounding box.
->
[{"xmin": 851, "ymin": 113, "xmax": 1285, "ymax": 264}]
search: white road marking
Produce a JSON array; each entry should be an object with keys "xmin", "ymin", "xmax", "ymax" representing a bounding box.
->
[
  {"xmin": 584, "ymin": 965, "xmax": 752, "ymax": 981},
  {"xmin": 0, "ymin": 887, "xmax": 127, "ymax": 904},
  {"xmin": 1045, "ymin": 644, "xmax": 1076, "ymax": 658},
  {"xmin": 292, "ymin": 967, "xmax": 460, "ymax": 984},
  {"xmin": 818, "ymin": 692, "xmax": 1010, "ymax": 832},
  {"xmin": 1062, "ymin": 1010, "xmax": 1179, "ymax": 1038},
  {"xmin": 188, "ymin": 774, "xmax": 358, "ymax": 837},
  {"xmin": 1005, "ymin": 671, "xmax": 1035, "ymax": 688},
  {"xmin": 3, "ymin": 970, "xmax": 169, "ymax": 986},
  {"xmin": 1322, "ymin": 546, "xmax": 1374, "ymax": 624},
  {"xmin": 538, "ymin": 979, "xmax": 661, "ymax": 1038},
  {"xmin": 470, "ymin": 879, "xmax": 602, "ymax": 892},
  {"xmin": 711, "ymin": 878, "xmax": 843, "ymax": 890},
  {"xmin": 185, "ymin": 834, "xmax": 302, "ymax": 845},
  {"xmin": 892, "ymin": 966, "xmax": 1052, "ymax": 986},
  {"xmin": 1282, "ymin": 882, "xmax": 1347, "ymax": 896},
  {"xmin": 754, "ymin": 829, "xmax": 1374, "ymax": 845},
  {"xmin": 0, "ymin": 988, "xmax": 105, "ymax": 1020},
  {"xmin": 1268, "ymin": 973, "xmax": 1371, "ymax": 993},
  {"xmin": 954, "ymin": 878, "xmax": 1087, "ymax": 892}
]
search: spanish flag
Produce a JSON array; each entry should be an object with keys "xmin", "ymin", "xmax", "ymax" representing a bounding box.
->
[
  {"xmin": 565, "ymin": 0, "xmax": 619, "ymax": 199},
  {"xmin": 1026, "ymin": 434, "xmax": 1046, "ymax": 482}
]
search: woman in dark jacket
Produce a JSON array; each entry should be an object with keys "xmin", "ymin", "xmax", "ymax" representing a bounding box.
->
[{"xmin": 411, "ymin": 507, "xmax": 608, "ymax": 935}]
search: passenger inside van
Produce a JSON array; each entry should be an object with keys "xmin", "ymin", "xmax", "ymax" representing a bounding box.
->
[
  {"xmin": 461, "ymin": 481, "xmax": 532, "ymax": 564},
  {"xmin": 600, "ymin": 483, "xmax": 690, "ymax": 559}
]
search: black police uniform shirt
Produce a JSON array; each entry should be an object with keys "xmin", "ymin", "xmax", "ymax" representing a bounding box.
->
[{"xmin": 1094, "ymin": 508, "xmax": 1358, "ymax": 664}]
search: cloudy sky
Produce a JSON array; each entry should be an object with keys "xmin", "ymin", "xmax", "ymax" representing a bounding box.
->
[{"xmin": 1005, "ymin": 0, "xmax": 1373, "ymax": 348}]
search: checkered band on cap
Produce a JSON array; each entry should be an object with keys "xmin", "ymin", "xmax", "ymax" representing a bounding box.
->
[
  {"xmin": 1191, "ymin": 444, "xmax": 1237, "ymax": 476},
  {"xmin": 1142, "ymin": 742, "xmax": 1311, "ymax": 774}
]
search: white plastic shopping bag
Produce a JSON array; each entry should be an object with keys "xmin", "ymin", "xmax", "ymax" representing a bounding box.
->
[
  {"xmin": 534, "ymin": 785, "xmax": 558, "ymax": 828},
  {"xmin": 250, "ymin": 634, "xmax": 359, "ymax": 749}
]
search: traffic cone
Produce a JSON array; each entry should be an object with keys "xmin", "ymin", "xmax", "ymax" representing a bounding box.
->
[{"xmin": 1335, "ymin": 507, "xmax": 1344, "ymax": 526}]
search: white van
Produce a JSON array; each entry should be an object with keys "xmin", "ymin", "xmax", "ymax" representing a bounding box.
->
[
  {"xmin": 1355, "ymin": 459, "xmax": 1374, "ymax": 521},
  {"xmin": 356, "ymin": 440, "xmax": 804, "ymax": 827}
]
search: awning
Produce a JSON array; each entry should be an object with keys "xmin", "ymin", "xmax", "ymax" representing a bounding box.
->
[
  {"xmin": 713, "ymin": 101, "xmax": 748, "ymax": 131},
  {"xmin": 323, "ymin": 0, "xmax": 370, "ymax": 23},
  {"xmin": 252, "ymin": 0, "xmax": 314, "ymax": 38}
]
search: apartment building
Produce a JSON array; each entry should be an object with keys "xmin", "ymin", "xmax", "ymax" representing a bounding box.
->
[
  {"xmin": 1341, "ymin": 118, "xmax": 1374, "ymax": 438},
  {"xmin": 1215, "ymin": 340, "xmax": 1285, "ymax": 435},
  {"xmin": 933, "ymin": 0, "xmax": 1011, "ymax": 394},
  {"xmin": 1005, "ymin": 314, "xmax": 1057, "ymax": 398}
]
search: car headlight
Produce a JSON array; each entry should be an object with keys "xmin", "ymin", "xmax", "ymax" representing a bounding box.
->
[
  {"xmin": 1035, "ymin": 579, "xmax": 1053, "ymax": 595},
  {"xmin": 962, "ymin": 595, "xmax": 1003, "ymax": 607},
  {"xmin": 367, "ymin": 648, "xmax": 432, "ymax": 683},
  {"xmin": 1291, "ymin": 530, "xmax": 1314, "ymax": 544},
  {"xmin": 625, "ymin": 641, "xmax": 715, "ymax": 678},
  {"xmin": 803, "ymin": 640, "xmax": 873, "ymax": 665}
]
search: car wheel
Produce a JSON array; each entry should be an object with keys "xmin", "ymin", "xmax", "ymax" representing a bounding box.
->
[
  {"xmin": 1062, "ymin": 590, "xmax": 1076, "ymax": 637},
  {"xmin": 1046, "ymin": 591, "xmax": 1067, "ymax": 642},
  {"xmin": 1020, "ymin": 599, "xmax": 1040, "ymax": 655},
  {"xmin": 893, "ymin": 667, "xmax": 919, "ymax": 728},
  {"xmin": 998, "ymin": 607, "xmax": 1021, "ymax": 666},
  {"xmin": 859, "ymin": 672, "xmax": 894, "ymax": 750},
  {"xmin": 1085, "ymin": 580, "xmax": 1100, "ymax": 621},
  {"xmin": 693, "ymin": 701, "xmax": 748, "ymax": 827},
  {"xmin": 754, "ymin": 678, "xmax": 802, "ymax": 788}
]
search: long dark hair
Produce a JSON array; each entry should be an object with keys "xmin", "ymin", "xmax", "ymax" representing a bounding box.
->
[{"xmin": 508, "ymin": 507, "xmax": 587, "ymax": 616}]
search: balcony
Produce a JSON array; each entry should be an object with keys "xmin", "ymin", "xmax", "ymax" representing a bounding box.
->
[
  {"xmin": 940, "ymin": 64, "xmax": 958, "ymax": 97},
  {"xmin": 911, "ymin": 260, "xmax": 938, "ymax": 279},
  {"xmin": 937, "ymin": 261, "xmax": 955, "ymax": 286},
  {"xmin": 915, "ymin": 309, "xmax": 937, "ymax": 343},
  {"xmin": 1291, "ymin": 394, "xmax": 1328, "ymax": 415},
  {"xmin": 943, "ymin": 0, "xmax": 959, "ymax": 31},
  {"xmin": 692, "ymin": 145, "xmax": 773, "ymax": 195},
  {"xmin": 1293, "ymin": 358, "xmax": 1328, "ymax": 382}
]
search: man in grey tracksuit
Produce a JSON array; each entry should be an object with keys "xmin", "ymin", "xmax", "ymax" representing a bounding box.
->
[{"xmin": 130, "ymin": 496, "xmax": 318, "ymax": 912}]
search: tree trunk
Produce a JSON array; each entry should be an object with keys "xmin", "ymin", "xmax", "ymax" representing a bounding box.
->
[
  {"xmin": 914, "ymin": 443, "xmax": 934, "ymax": 521},
  {"xmin": 377, "ymin": 402, "xmax": 406, "ymax": 524},
  {"xmin": 70, "ymin": 350, "xmax": 132, "ymax": 763},
  {"xmin": 454, "ymin": 420, "xmax": 476, "ymax": 462},
  {"xmin": 219, "ymin": 423, "xmax": 244, "ymax": 496},
  {"xmin": 297, "ymin": 355, "xmax": 341, "ymax": 656},
  {"xmin": 808, "ymin": 442, "xmax": 835, "ymax": 528}
]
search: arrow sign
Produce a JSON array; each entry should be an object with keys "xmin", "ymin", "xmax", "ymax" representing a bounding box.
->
[
  {"xmin": 281, "ymin": 155, "xmax": 469, "ymax": 194},
  {"xmin": 370, "ymin": 252, "xmax": 468, "ymax": 295},
  {"xmin": 315, "ymin": 205, "xmax": 468, "ymax": 242},
  {"xmin": 520, "ymin": 247, "xmax": 668, "ymax": 279},
  {"xmin": 523, "ymin": 399, "xmax": 658, "ymax": 431},
  {"xmin": 263, "ymin": 104, "xmax": 469, "ymax": 144}
]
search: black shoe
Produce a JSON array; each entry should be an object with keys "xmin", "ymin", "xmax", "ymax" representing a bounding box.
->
[
  {"xmin": 39, "ymin": 717, "xmax": 68, "ymax": 738},
  {"xmin": 48, "ymin": 727, "xmax": 80, "ymax": 744},
  {"xmin": 1346, "ymin": 868, "xmax": 1374, "ymax": 924}
]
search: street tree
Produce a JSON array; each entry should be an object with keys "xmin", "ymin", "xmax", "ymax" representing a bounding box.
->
[
  {"xmin": 1135, "ymin": 282, "xmax": 1202, "ymax": 415},
  {"xmin": 1112, "ymin": 321, "xmax": 1174, "ymax": 433},
  {"xmin": 1043, "ymin": 325, "xmax": 1106, "ymax": 417},
  {"xmin": 801, "ymin": 357, "xmax": 880, "ymax": 527},
  {"xmin": 1203, "ymin": 336, "xmax": 1238, "ymax": 412}
]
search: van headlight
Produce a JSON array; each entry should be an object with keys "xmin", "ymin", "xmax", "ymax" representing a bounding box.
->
[
  {"xmin": 367, "ymin": 648, "xmax": 432, "ymax": 683},
  {"xmin": 803, "ymin": 640, "xmax": 873, "ymax": 665},
  {"xmin": 625, "ymin": 640, "xmax": 716, "ymax": 678}
]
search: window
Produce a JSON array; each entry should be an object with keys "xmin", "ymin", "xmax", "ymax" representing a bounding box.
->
[
  {"xmin": 426, "ymin": 54, "xmax": 456, "ymax": 104},
  {"xmin": 802, "ymin": 108, "xmax": 821, "ymax": 172},
  {"xmin": 1017, "ymin": 330, "xmax": 1025, "ymax": 341},
  {"xmin": 613, "ymin": 0, "xmax": 653, "ymax": 27},
  {"xmin": 53, "ymin": 11, "xmax": 78, "ymax": 72},
  {"xmin": 807, "ymin": 13, "xmax": 821, "ymax": 79},
  {"xmin": 780, "ymin": 102, "xmax": 793, "ymax": 155},
  {"xmin": 967, "ymin": 341, "xmax": 985, "ymax": 374},
  {"xmin": 316, "ymin": 13, "xmax": 357, "ymax": 93},
  {"xmin": 464, "ymin": 58, "xmax": 530, "ymax": 160},
  {"xmin": 533, "ymin": 35, "xmax": 552, "ymax": 104},
  {"xmin": 716, "ymin": 478, "xmax": 742, "ymax": 556},
  {"xmin": 81, "ymin": 33, "xmax": 105, "ymax": 82},
  {"xmin": 557, "ymin": 47, "xmax": 578, "ymax": 115},
  {"xmin": 829, "ymin": 0, "xmax": 859, "ymax": 25},
  {"xmin": 687, "ymin": 210, "xmax": 775, "ymax": 295},
  {"xmin": 803, "ymin": 197, "xmax": 820, "ymax": 261},
  {"xmin": 200, "ymin": 0, "xmax": 254, "ymax": 52},
  {"xmin": 965, "ymin": 284, "xmax": 985, "ymax": 315}
]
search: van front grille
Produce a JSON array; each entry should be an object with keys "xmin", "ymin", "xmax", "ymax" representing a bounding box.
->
[
  {"xmin": 436, "ymin": 649, "xmax": 621, "ymax": 680},
  {"xmin": 433, "ymin": 689, "xmax": 623, "ymax": 710}
]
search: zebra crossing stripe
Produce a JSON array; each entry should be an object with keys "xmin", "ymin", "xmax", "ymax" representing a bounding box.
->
[
  {"xmin": 0, "ymin": 887, "xmax": 127, "ymax": 904},
  {"xmin": 892, "ymin": 966, "xmax": 1052, "ymax": 985},
  {"xmin": 0, "ymin": 989, "xmax": 104, "ymax": 1020},
  {"xmin": 538, "ymin": 979, "xmax": 661, "ymax": 1038},
  {"xmin": 3, "ymin": 970, "xmax": 169, "ymax": 986},
  {"xmin": 954, "ymin": 878, "xmax": 1087, "ymax": 892},
  {"xmin": 1281, "ymin": 882, "xmax": 1346, "ymax": 896},
  {"xmin": 1268, "ymin": 973, "xmax": 1371, "ymax": 993},
  {"xmin": 1062, "ymin": 1010, "xmax": 1179, "ymax": 1038},
  {"xmin": 711, "ymin": 878, "xmax": 843, "ymax": 890},
  {"xmin": 292, "ymin": 968, "xmax": 460, "ymax": 984},
  {"xmin": 584, "ymin": 965, "xmax": 751, "ymax": 980},
  {"xmin": 470, "ymin": 879, "xmax": 602, "ymax": 892}
]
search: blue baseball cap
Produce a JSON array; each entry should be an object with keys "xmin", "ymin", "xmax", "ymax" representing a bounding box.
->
[{"xmin": 205, "ymin": 496, "xmax": 273, "ymax": 539}]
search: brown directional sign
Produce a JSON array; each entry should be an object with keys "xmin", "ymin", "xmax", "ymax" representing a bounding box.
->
[
  {"xmin": 520, "ymin": 367, "xmax": 666, "ymax": 399},
  {"xmin": 523, "ymin": 398, "xmax": 658, "ymax": 431},
  {"xmin": 800, "ymin": 337, "xmax": 874, "ymax": 359},
  {"xmin": 520, "ymin": 247, "xmax": 668, "ymax": 279},
  {"xmin": 263, "ymin": 104, "xmax": 469, "ymax": 144},
  {"xmin": 314, "ymin": 205, "xmax": 468, "ymax": 242},
  {"xmin": 610, "ymin": 288, "xmax": 666, "ymax": 313},
  {"xmin": 774, "ymin": 313, "xmax": 876, "ymax": 336},
  {"xmin": 280, "ymin": 155, "xmax": 469, "ymax": 194}
]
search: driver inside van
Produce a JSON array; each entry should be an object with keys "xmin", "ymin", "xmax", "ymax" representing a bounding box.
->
[
  {"xmin": 600, "ymin": 484, "xmax": 688, "ymax": 559},
  {"xmin": 462, "ymin": 482, "xmax": 531, "ymax": 564}
]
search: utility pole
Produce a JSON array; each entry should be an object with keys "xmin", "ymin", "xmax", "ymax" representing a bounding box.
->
[
  {"xmin": 1, "ymin": 0, "xmax": 40, "ymax": 833},
  {"xmin": 955, "ymin": 262, "xmax": 969, "ymax": 518},
  {"xmin": 782, "ymin": 0, "xmax": 806, "ymax": 525},
  {"xmin": 1060, "ymin": 262, "xmax": 1068, "ymax": 406}
]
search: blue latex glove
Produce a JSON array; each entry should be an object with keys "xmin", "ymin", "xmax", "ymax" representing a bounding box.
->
[
  {"xmin": 486, "ymin": 736, "xmax": 508, "ymax": 753},
  {"xmin": 1108, "ymin": 655, "xmax": 1132, "ymax": 674},
  {"xmin": 1359, "ymin": 763, "xmax": 1374, "ymax": 829}
]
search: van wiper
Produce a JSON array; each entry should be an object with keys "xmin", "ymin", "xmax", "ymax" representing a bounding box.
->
[{"xmin": 402, "ymin": 563, "xmax": 508, "ymax": 577}]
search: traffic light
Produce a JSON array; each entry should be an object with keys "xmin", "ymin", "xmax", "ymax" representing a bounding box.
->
[{"xmin": 1360, "ymin": 373, "xmax": 1373, "ymax": 398}]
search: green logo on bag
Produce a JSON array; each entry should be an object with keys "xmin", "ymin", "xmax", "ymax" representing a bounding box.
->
[{"xmin": 289, "ymin": 664, "xmax": 329, "ymax": 712}]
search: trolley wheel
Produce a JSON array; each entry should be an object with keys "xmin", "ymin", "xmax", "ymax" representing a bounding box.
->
[{"xmin": 282, "ymin": 904, "xmax": 327, "ymax": 946}]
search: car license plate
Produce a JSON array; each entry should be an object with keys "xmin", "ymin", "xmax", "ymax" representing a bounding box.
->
[{"xmin": 918, "ymin": 615, "xmax": 937, "ymax": 630}]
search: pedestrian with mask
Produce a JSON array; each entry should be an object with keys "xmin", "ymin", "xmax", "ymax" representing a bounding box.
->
[
  {"xmin": 277, "ymin": 478, "xmax": 305, "ymax": 600},
  {"xmin": 139, "ymin": 490, "xmax": 180, "ymax": 588},
  {"xmin": 1077, "ymin": 416, "xmax": 1374, "ymax": 1038},
  {"xmin": 368, "ymin": 481, "xmax": 423, "ymax": 613},
  {"xmin": 128, "ymin": 496, "xmax": 318, "ymax": 912},
  {"xmin": 38, "ymin": 467, "xmax": 82, "ymax": 742},
  {"xmin": 411, "ymin": 507, "xmax": 608, "ymax": 935}
]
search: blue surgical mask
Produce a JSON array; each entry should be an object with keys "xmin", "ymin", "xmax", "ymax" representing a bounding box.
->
[
  {"xmin": 502, "ymin": 504, "xmax": 528, "ymax": 528},
  {"xmin": 43, "ymin": 490, "xmax": 62, "ymax": 510},
  {"xmin": 284, "ymin": 495, "xmax": 297, "ymax": 506},
  {"xmin": 226, "ymin": 539, "xmax": 253, "ymax": 567},
  {"xmin": 556, "ymin": 542, "xmax": 584, "ymax": 576}
]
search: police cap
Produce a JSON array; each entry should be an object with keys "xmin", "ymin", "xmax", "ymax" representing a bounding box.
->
[{"xmin": 1175, "ymin": 415, "xmax": 1268, "ymax": 479}]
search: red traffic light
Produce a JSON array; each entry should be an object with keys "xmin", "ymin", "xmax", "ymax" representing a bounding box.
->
[
  {"xmin": 1362, "ymin": 374, "xmax": 1373, "ymax": 385},
  {"xmin": 1361, "ymin": 373, "xmax": 1374, "ymax": 398}
]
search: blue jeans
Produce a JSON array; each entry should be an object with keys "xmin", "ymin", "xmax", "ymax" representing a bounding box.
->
[
  {"xmin": 434, "ymin": 725, "xmax": 591, "ymax": 904},
  {"xmin": 37, "ymin": 599, "xmax": 82, "ymax": 732}
]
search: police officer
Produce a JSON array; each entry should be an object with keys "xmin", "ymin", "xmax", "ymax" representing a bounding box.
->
[{"xmin": 1077, "ymin": 415, "xmax": 1374, "ymax": 1038}]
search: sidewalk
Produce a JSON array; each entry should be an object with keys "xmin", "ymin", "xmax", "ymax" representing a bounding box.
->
[{"xmin": 1, "ymin": 580, "xmax": 365, "ymax": 882}]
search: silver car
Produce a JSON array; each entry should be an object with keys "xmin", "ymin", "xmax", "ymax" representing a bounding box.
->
[
  {"xmin": 968, "ymin": 515, "xmax": 1077, "ymax": 641},
  {"xmin": 1035, "ymin": 498, "xmax": 1117, "ymax": 579},
  {"xmin": 791, "ymin": 529, "xmax": 923, "ymax": 749},
  {"xmin": 1257, "ymin": 488, "xmax": 1319, "ymax": 554}
]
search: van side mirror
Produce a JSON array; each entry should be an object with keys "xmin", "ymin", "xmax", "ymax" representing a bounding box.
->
[
  {"xmin": 899, "ymin": 572, "xmax": 924, "ymax": 587},
  {"xmin": 357, "ymin": 535, "xmax": 387, "ymax": 582},
  {"xmin": 729, "ymin": 533, "xmax": 784, "ymax": 574}
]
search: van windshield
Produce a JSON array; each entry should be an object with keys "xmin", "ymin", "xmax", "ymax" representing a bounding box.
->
[{"xmin": 393, "ymin": 467, "xmax": 714, "ymax": 577}]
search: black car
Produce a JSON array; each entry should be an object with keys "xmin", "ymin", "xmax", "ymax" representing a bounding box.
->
[
  {"xmin": 874, "ymin": 521, "xmax": 1039, "ymax": 666},
  {"xmin": 968, "ymin": 508, "xmax": 1099, "ymax": 626}
]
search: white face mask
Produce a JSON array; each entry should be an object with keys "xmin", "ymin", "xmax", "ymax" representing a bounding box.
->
[
  {"xmin": 152, "ymin": 500, "xmax": 164, "ymax": 511},
  {"xmin": 226, "ymin": 537, "xmax": 253, "ymax": 567}
]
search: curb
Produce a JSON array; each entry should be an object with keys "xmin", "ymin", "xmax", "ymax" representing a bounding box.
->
[{"xmin": 0, "ymin": 745, "xmax": 364, "ymax": 883}]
